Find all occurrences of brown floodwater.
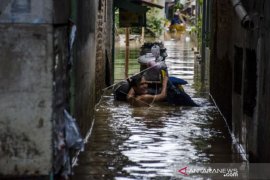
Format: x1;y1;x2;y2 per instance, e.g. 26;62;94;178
73;32;244;179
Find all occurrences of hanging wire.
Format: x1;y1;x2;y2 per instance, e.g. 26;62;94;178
99;61;167;109
102;62;163;91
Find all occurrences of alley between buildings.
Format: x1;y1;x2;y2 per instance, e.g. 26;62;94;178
73;32;244;179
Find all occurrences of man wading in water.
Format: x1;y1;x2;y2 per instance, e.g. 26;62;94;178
127;73;168;107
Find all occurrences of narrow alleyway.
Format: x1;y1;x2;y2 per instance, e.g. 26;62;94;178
73;32;244;179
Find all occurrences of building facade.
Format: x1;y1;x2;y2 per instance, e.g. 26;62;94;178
209;0;270;162
0;0;113;177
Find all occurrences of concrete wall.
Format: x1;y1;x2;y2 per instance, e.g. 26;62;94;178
255;0;270;162
75;0;98;136
157;0;166;18
210;0;270;162
0;0;70;176
210;0;233;126
0;0;69;24
0;0;114;175
95;0;106;101
0;24;53;175
73;0;115;136
0;0;52;23
74;0;113;136
95;0;114;102
105;0;114;86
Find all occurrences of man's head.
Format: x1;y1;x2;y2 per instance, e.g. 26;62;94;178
129;74;148;95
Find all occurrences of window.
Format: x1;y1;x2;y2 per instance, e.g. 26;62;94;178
243;49;257;117
234;46;243;94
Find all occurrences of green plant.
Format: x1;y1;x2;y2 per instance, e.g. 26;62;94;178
173;2;184;12
197;14;202;49
146;8;164;37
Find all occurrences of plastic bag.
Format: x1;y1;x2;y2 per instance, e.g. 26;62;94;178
151;45;160;58
64;110;84;150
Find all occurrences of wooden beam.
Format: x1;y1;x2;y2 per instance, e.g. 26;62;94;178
125;27;130;79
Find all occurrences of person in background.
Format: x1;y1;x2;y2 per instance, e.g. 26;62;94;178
171;9;186;25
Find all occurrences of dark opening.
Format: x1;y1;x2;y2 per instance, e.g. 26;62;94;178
243;49;257;117
105;50;111;86
104;0;107;22
98;0;102;11
234;46;243;94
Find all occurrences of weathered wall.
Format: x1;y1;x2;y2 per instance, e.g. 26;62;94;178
210;0;270;162
229;0;259;160
157;0;166;18
0;0;69;24
0;0;70;176
75;0;98;136
74;0;113;136
105;0;114;86
0;24;53;175
210;0;233;126
95;0;114;101
72;0;114;139
52;26;70;174
0;0;114;175
255;0;270;162
95;0;106;101
0;0;52;23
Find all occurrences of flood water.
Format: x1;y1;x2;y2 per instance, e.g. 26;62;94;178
73;32;244;179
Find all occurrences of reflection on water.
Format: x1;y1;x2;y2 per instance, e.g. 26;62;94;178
73;32;243;179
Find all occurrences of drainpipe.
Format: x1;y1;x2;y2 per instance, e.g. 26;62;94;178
230;0;254;29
